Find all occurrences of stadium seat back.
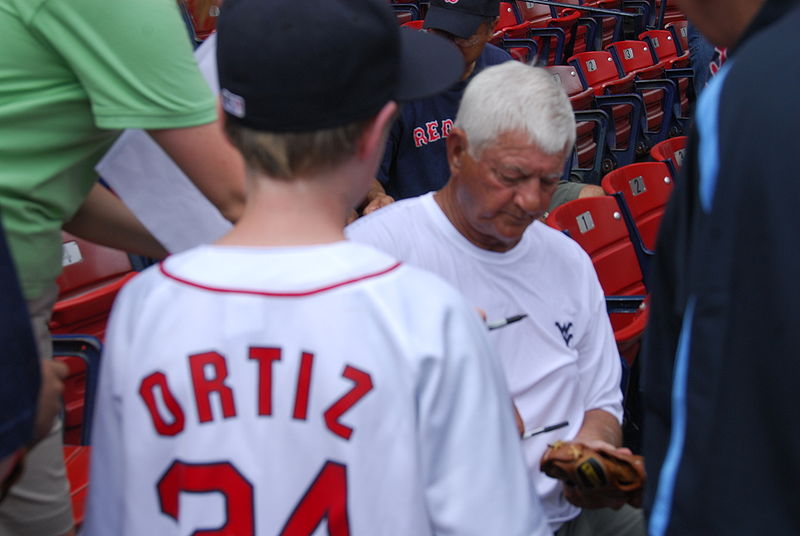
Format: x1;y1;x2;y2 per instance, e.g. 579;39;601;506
514;0;553;24
546;196;645;296
499;2;522;27
547;64;586;95
55;335;103;446
64;445;91;528
607;41;678;139
601;161;673;250
638;29;682;62
650;135;688;177
665;20;688;52
184;0;219;41
547;196;648;364
569;51;623;88
656;0;686;28
58;334;101;529
568;52;643;155
607;40;666;77
546;65;608;176
51;233;137;339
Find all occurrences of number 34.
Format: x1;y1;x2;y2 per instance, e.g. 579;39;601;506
158;459;350;535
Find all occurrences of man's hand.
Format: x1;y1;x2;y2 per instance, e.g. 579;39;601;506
561;440;632;509
359;179;394;217
541;439;645;510
33;360;68;443
362;192;394;216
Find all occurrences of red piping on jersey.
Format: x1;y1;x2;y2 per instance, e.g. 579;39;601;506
158;261;402;298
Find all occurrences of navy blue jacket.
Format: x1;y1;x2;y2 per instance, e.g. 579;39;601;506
642;2;800;534
378;44;512;200
0;216;40;459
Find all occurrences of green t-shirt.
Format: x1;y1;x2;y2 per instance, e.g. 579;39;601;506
0;0;217;299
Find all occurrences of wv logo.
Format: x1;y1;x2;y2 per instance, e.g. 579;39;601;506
555;322;574;346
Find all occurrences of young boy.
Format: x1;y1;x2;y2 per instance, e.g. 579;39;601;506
83;0;549;533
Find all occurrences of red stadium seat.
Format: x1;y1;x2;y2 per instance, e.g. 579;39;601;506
639;29;693;116
639;29;688;65
585;0;624;49
59;334;101;530
492;2;567;64
55;335;102;446
655;0;685;29
547;2;596;59
547;196;646;296
50;233;137;340
562;0;626;49
63;446;90;529
568;51;646;165
601;161;674;252
650;135;687;178
184;0;219;41
546;196;648;364
606;40;677;140
492;3;536;62
546;65;612;182
665;20;688;53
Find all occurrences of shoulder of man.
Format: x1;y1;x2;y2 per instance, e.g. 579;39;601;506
480;43;514;65
347;196;428;242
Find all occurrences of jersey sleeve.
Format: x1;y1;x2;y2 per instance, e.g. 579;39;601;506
417;294;550;535
31;0;216;130
83;279;143;534
574;256;624;421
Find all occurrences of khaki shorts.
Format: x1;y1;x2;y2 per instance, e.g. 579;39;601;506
0;285;73;536
556;504;646;536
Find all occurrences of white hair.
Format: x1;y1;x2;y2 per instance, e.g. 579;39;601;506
455;61;576;157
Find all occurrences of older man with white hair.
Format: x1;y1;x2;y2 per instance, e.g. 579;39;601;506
347;61;644;535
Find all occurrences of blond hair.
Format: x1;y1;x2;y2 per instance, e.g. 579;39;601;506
223;119;371;179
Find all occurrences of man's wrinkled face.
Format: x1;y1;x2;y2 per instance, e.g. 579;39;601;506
449;129;567;252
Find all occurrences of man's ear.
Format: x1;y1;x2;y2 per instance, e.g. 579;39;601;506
358;101;398;162
446;127;469;173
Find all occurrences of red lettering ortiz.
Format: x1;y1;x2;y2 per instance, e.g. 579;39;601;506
139;348;374;441
190;351;237;423
140;372;186;436
412;119;453;148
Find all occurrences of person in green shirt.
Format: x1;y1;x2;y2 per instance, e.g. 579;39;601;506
0;0;245;534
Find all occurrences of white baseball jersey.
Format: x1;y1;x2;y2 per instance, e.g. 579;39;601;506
84;241;550;535
346;194;624;532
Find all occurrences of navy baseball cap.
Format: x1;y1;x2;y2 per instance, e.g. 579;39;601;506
424;0;501;39
216;0;463;132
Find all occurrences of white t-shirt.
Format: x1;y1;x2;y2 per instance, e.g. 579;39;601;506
84;241;550;535
347;193;623;530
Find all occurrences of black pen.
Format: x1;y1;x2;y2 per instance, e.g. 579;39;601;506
522;420;569;440
487;314;527;331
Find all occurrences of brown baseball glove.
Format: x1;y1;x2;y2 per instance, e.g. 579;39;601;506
540;441;646;508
